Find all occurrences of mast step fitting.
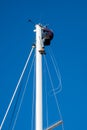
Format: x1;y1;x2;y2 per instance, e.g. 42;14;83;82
39;48;46;55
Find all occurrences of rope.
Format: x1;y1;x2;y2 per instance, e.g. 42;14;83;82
31;55;36;130
48;48;65;129
8;84;22;130
44;66;49;129
44;56;63;122
48;47;62;94
12;54;35;130
0;47;34;130
43;56;49;128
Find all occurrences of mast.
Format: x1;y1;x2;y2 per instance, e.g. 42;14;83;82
35;24;54;130
35;24;43;130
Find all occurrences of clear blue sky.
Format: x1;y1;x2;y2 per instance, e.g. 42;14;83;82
0;0;87;130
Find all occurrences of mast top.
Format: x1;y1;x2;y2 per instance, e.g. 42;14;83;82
35;24;54;54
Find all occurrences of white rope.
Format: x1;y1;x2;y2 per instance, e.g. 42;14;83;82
44;56;63;121
43;56;49;129
44;69;49;128
0;47;34;130
48;48;65;129
48;48;62;94
31;55;36;130
12;54;35;130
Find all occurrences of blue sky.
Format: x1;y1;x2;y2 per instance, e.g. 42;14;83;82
0;0;87;130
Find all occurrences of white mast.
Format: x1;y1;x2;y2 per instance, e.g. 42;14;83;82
35;24;43;130
35;24;63;130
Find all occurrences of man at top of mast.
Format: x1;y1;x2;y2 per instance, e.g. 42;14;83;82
39;26;54;54
42;27;54;46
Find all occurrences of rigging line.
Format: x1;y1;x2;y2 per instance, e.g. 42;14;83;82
0;47;34;130
48;47;62;94
44;56;63;121
48;48;65;130
44;56;49;129
12;54;35;130
49;47;62;83
31;55;36;130
8;83;22;130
